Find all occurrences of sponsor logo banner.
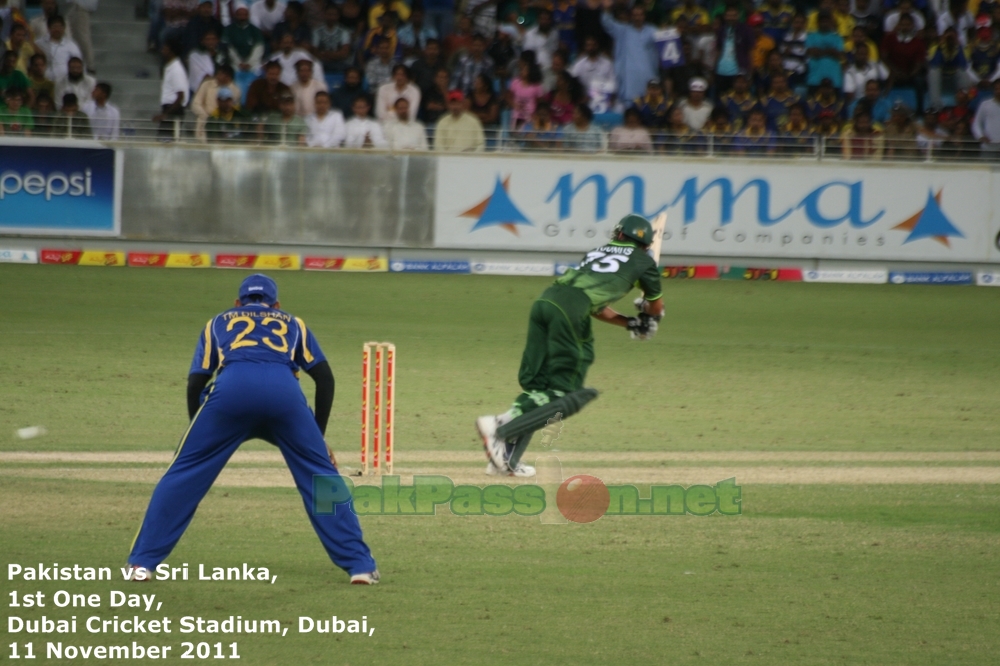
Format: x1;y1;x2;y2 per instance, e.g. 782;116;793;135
803;269;889;283
662;265;719;279
166;252;211;268
0;140;121;236
720;267;803;281
216;253;258;269
78;250;126;267
0;248;38;263
128;252;168;267
303;256;389;272
435;156;993;261
254;254;301;270
889;271;973;284
40;249;83;264
471;261;555;276
976;271;1000;286
389;260;471;273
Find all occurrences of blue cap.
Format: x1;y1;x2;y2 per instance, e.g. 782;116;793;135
238;274;278;304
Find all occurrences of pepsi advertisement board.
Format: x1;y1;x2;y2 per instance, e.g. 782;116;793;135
0;139;122;236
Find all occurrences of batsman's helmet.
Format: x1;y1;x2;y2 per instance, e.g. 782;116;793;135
613;214;654;247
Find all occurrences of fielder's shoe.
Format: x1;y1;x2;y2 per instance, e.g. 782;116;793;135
350;570;380;585
476;415;507;470
126;564;151;582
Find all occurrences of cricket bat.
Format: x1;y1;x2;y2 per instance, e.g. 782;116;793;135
647;211;667;266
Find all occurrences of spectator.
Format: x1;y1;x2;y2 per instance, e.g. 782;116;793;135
916;109;948;156
188;29;225;97
185;0;222;55
54;92;92;137
305;89;346;146
422;0;454;41
81;82;121;141
781;102;815;153
0;49;28;94
661;104;702;154
365;39;396;91
367;0;410;30
545;70;581;125
6;24;33;75
451;33;495;94
842;108;884;158
928;27;977;110
273;32;318;86
443;14;474;60
397;8;437;59
734;106;776;154
31;91;57;135
192;64;240;141
806;12;844;91
748;14;776;72
344;94;387;147
469;73;500;131
301;0;324;31
714;5;753;95
419;66;449;124
667;39;710;101
520;99;561;149
524;9;559;71
35;15;82;82
720;73;756;128
969;25;1000;83
30;0;69;43
760;73;801;128
272;1;310;50
941;116;978;158
412;38;445;92
759;0;795;42
205;87;249;142
632;78;670;128
250;0;287;42
561;103;603;151
754;49;786;96
843;42;888;101
849;79;892;122
382;97;428;150
600;0;658;104
575;0;610;53
883;100;918;158
160;0;197;49
704;107;736;153
0;87;32;135
807;0;855;38
261;91;307;144
376;63;419;121
938;87;973;131
223;2;265;91
332;66;364;116
844;25;879;65
781;12;809;88
434;90;485;151
488;26;519;79
26;53;55;104
362;11;400;62
291;58;327;116
881;13;925;109
814;109;842;143
849;0;880;36
672;0;714;63
679;76;713;130
508;57;545;128
552;0;577;52
338;0;365;40
938;0;974;47
972;78;1000;155
313;4;352;74
154;40;189;139
542;49;569;93
883;0;925;34
807;77;844;120
569;35;614;93
55;56;95;109
609;107;653;151
246;61;290;115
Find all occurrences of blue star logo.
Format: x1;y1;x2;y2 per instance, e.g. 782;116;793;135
893;189;965;247
460;175;532;235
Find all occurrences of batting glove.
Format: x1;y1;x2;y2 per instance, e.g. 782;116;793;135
633;297;663;322
626;314;658;341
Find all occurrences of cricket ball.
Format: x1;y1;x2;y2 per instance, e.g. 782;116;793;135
556;474;610;523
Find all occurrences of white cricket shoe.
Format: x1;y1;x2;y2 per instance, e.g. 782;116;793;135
476;415;507;470
484;461;536;478
350;570;380;585
485;461;503;475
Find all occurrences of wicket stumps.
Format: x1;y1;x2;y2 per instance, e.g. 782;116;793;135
361;341;395;475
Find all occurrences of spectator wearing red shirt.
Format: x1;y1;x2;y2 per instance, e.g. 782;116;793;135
881;13;926;110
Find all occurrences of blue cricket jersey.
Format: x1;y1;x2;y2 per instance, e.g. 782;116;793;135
189;303;326;376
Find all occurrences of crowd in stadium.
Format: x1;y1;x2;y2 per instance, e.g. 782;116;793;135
2;0;1000;157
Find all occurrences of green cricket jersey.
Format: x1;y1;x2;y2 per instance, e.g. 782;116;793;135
555;240;663;313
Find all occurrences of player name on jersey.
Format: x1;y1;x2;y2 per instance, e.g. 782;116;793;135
303;256;389;272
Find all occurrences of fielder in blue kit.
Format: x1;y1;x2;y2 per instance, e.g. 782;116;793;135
128;275;380;584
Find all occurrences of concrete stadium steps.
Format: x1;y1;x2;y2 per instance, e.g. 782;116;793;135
90;0;161;120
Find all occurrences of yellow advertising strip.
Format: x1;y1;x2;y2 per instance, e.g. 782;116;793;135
78;251;126;267
166;253;212;268
254;254;301;270
342;256;388;272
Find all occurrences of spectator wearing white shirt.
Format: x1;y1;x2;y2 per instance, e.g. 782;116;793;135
522;9;559;71
972;78;1000;154
291;58;327;116
35;15;83;82
375;64;420;121
343;94;388;148
55;57;96;109
187;29;223;96
842;43;888;101
883;0;925;33
937;0;974;47
192;65;241;141
305;90;345;147
679;77;713;130
81;82;120;140
272;32;320;86
250;0;286;39
30;0;71;43
155;40;190;139
569;36;615;93
383;97;428;150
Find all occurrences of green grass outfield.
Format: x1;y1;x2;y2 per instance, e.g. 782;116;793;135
1;265;999;664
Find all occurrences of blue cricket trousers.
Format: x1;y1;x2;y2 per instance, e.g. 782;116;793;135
129;362;376;575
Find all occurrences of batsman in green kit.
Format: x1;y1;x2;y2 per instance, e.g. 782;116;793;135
477;214;665;477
